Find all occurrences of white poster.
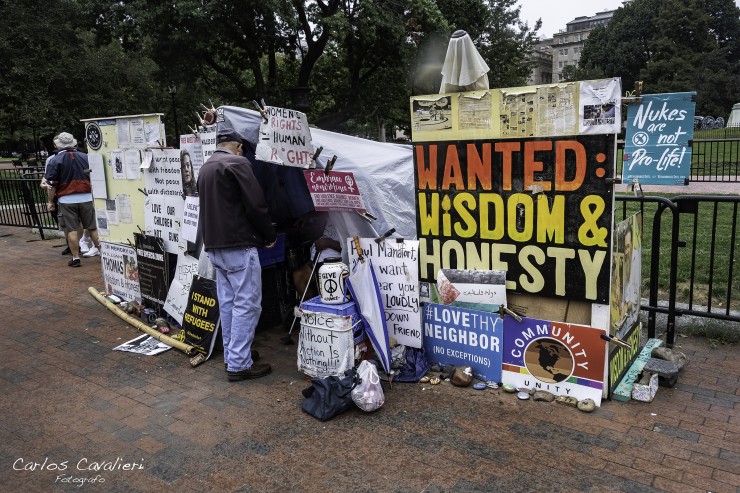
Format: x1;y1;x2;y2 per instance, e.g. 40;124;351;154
110;150;125;180
199;130;217;163
88;153;107;199
163;253;199;324
145;122;161;147
100;241;142;304
579;78;621;135
181;196;199;243
95;209;109;237
130;118;146;149
143;149;185;254
298;310;355;377
180;134;205;184
105;198;119;225
116;194;133;224
116;119;130;148
255;106;313;167
114;334;172;355
348;238;421;348
124;149;141;180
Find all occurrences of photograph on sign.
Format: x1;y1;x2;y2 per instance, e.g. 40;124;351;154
436;268;506;311
622;92;696;185
422;302;503;383
100;241;142;304
579;78;621;135
502;317;607;405
110;149;125;180
412;97;452;133
610;213;642;339
255;106;313;167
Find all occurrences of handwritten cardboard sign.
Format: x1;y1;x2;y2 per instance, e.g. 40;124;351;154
623;92;696;185
304;170;367;212
256;106;313;167
348;238;421;348
143;149;184;254
298;310;355;377
163;253;199;324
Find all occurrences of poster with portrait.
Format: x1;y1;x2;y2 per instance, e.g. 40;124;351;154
579;78;621;135
179;134;204;191
610;213;642;339
100;241;142;304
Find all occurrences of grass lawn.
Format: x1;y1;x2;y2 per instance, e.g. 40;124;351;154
616;192;740;312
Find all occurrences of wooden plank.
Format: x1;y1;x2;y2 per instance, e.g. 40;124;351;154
612;338;663;402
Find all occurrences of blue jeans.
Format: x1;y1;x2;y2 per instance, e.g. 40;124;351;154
208;247;262;372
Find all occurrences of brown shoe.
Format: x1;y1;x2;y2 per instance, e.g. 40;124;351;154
224;350;260;370
227;363;272;381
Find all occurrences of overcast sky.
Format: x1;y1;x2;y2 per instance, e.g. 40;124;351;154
518;0;740;39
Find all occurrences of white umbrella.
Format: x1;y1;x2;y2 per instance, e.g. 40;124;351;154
439;30;490;94
345;240;392;375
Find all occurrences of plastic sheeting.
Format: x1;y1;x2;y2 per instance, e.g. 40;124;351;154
218;106;417;264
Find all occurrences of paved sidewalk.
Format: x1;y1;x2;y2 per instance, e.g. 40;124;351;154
0;225;738;493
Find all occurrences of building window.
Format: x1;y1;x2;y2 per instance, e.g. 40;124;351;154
558;61;564;68
574;47;580;54
563;48;568;55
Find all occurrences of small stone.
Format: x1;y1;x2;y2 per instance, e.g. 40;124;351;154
517;391;530;400
451;366;473;387
533;390;555;402
419;376;430;384
643;358;680;387
472;382;487;390
555;396;578;407
577;398;596;412
651;347;688;371
429;377;441;385
502;383;517;393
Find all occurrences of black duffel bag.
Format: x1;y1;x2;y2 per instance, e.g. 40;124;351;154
301;368;360;421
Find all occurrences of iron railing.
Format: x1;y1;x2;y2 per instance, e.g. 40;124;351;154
0;169;56;238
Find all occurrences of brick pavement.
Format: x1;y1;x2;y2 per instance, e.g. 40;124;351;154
0;224;738;493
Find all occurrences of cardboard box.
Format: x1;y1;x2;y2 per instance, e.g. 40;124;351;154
631;372;659;402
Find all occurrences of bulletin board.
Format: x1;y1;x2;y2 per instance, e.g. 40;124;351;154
80;114;166;247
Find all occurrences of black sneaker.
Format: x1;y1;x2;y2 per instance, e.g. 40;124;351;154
61;247;71;255
68;258;81;268
227;363;272;381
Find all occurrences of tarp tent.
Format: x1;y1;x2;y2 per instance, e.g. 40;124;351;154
218;106;417;262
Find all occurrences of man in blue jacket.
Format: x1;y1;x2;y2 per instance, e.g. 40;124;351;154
198;128;276;381
44;132;101;267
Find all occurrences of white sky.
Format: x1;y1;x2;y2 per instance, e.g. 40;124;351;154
518;0;740;39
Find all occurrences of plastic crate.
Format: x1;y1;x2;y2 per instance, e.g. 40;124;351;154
300;296;366;345
258;233;286;267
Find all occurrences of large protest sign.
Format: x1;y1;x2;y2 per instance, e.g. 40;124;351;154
502;317;607;405
255;106;313;167
304;170;368;212
622;92;696;185
298;310;356;377
164;253;199;324
422;302;503;382
414;135;614;303
143;149;185;254
348;238;421;348
100;241;142;303
181;276;220;356
134;233;168;314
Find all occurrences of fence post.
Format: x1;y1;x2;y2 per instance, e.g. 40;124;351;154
19;178;45;240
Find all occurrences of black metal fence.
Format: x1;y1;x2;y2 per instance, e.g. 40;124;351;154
690;139;740;181
615;194;740;345
0;168;56;238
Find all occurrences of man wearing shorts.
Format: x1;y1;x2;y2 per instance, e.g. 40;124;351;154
44;132;101;267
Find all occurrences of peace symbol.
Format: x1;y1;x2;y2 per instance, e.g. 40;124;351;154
631;131;649;147
323;278;338;294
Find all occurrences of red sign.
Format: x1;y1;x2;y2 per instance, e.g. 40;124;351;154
303;170;367;212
